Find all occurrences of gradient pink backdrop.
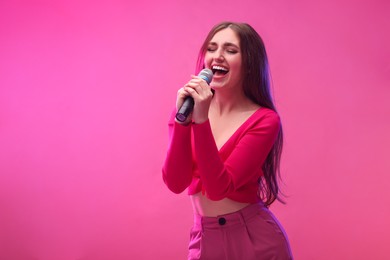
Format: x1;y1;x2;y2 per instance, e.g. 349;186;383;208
1;0;389;259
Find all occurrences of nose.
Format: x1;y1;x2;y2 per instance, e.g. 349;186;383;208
214;50;224;62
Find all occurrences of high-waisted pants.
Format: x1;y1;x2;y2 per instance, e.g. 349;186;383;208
188;202;293;260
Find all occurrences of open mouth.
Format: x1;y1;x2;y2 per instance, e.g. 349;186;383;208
212;65;229;76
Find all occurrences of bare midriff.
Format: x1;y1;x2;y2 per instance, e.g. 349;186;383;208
190;192;250;217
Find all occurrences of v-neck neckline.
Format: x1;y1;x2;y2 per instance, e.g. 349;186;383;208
217;107;263;152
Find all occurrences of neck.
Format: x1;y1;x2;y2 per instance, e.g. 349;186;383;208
211;87;256;115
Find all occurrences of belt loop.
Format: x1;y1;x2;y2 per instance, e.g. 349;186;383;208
200;215;205;232
195;214;205;232
238;207;246;225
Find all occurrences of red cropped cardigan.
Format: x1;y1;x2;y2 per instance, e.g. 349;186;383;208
162;107;280;203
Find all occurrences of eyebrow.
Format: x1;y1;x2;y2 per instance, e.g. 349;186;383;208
209;42;240;49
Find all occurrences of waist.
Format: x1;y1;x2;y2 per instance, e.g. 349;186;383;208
193;202;266;229
190;192;251;217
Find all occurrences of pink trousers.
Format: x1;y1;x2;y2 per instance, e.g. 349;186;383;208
188;202;293;260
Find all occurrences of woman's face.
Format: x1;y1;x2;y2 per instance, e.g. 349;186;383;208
204;27;243;90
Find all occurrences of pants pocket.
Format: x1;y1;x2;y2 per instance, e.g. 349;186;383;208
246;209;293;259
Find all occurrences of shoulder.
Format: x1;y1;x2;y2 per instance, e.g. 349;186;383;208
252;107;280;124
246;107;281;134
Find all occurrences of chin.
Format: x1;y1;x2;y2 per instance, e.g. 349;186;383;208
211;84;223;90
211;81;226;88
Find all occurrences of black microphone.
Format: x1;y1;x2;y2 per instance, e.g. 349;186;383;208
176;68;213;122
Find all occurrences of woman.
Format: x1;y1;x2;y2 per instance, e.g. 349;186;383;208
162;21;293;260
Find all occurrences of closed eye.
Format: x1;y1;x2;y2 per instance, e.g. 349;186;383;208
227;49;238;54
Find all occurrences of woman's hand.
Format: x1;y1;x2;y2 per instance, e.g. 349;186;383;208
176;75;213;124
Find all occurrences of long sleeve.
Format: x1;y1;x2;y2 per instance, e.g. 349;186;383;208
162;110;193;194
192;110;280;201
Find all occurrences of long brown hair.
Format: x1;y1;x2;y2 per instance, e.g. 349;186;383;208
195;22;284;206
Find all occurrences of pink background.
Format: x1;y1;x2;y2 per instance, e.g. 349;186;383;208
1;0;389;259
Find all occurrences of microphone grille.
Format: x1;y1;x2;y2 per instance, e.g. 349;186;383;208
198;68;213;84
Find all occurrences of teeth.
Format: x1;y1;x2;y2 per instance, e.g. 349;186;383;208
212;65;228;71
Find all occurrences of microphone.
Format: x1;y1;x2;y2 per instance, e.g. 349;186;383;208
175;68;213;122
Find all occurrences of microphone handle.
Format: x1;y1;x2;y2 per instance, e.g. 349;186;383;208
176;96;194;122
175;68;213;122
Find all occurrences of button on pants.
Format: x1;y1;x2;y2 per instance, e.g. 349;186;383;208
188;202;293;260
